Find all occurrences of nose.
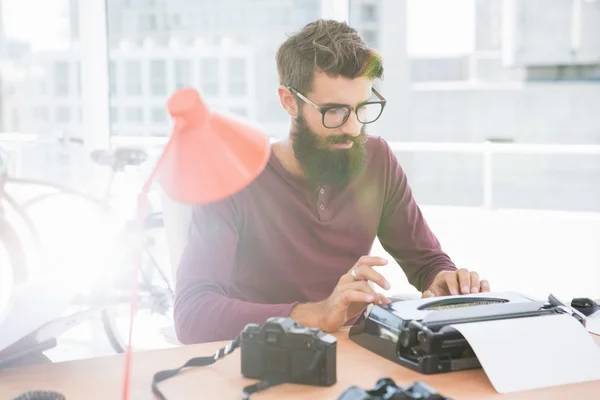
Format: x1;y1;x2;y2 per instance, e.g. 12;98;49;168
342;110;363;136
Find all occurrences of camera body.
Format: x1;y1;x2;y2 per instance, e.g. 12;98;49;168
240;317;337;387
571;298;600;317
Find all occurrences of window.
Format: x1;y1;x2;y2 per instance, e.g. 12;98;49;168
109;61;118;95
406;0;476;56
362;30;377;48
200;58;219;97
33;107;49;122
38;82;47;95
150;60;167;96
125;107;143;123
174;60;192;90
104;1;339;140
125;61;142;96
110;107;119;123
151;107;168;123
361;4;377;22
230;107;247;117
0;2;79;136
109;14;123;34
228;58;247;96
75;63;82;96
10;109;19;130
54;61;70;96
140;14;158;32
55;107;71;123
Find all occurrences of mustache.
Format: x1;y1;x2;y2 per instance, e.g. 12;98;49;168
324;132;367;146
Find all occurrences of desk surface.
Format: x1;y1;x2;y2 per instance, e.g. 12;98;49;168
1;330;599;400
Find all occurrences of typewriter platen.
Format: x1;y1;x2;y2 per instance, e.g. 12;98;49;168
348;291;586;374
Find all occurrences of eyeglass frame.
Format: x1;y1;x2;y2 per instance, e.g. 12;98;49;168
286;86;387;129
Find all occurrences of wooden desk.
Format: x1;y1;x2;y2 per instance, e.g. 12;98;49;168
1;330;599;400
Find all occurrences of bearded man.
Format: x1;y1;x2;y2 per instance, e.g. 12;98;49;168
173;19;490;344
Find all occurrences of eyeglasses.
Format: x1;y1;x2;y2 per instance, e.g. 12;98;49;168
287;86;387;129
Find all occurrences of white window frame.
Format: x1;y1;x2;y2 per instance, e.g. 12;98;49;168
78;0;110;150
376;0;411;141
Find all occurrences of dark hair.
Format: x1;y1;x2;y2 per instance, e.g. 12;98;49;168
276;19;384;93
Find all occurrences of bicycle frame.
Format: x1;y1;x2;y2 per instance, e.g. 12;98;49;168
3;158;160;274
1;157;118;274
0;144;173;354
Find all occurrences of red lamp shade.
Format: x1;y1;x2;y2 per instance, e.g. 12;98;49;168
157;88;271;204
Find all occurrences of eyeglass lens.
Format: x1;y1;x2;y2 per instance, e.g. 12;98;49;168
323;103;383;128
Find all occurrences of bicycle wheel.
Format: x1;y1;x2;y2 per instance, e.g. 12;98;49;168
100;212;175;353
0;213;28;309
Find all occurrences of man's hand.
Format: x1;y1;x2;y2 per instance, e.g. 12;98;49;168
422;268;490;298
289;256;392;332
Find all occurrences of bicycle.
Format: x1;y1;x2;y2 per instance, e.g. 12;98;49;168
0;138;174;354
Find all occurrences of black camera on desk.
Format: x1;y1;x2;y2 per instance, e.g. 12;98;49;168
240;317;337;387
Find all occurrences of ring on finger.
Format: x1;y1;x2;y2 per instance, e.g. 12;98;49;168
351;267;359;281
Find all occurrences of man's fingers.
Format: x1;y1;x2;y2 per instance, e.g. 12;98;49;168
470;271;480;293
352;265;391;290
457;268;471;294
421;290;435;298
480;280;491;292
340;256;388;285
443;272;460;295
343;281;379;298
340;281;390;305
357;255;389;267
340;290;376;305
378;293;392;304
431;269;488;296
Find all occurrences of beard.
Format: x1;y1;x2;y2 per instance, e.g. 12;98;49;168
291;114;367;188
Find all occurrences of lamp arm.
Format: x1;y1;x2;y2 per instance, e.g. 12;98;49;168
120;126;181;400
141;124;181;195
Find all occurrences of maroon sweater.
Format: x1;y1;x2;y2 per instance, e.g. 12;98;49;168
174;135;456;344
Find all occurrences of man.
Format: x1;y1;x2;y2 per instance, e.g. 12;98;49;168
174;19;490;344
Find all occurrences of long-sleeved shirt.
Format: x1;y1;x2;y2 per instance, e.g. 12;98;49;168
174;135;457;344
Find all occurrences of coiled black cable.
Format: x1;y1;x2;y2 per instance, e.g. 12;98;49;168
12;390;66;400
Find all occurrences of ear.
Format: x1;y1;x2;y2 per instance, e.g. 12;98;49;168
277;85;298;118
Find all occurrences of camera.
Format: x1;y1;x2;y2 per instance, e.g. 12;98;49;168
240;317;337;387
571;298;600;317
337;378;451;400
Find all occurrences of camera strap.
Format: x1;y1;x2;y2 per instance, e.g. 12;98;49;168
151;336;325;400
151;335;241;400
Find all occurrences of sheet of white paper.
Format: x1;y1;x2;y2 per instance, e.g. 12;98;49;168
587;311;600;336
451;314;600;394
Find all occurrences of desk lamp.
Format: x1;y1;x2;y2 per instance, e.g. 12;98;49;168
121;88;271;400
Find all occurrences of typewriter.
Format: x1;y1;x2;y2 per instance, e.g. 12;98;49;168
348;291;586;374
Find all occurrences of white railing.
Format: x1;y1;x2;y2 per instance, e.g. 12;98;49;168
2;133;600;210
387;141;600;209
